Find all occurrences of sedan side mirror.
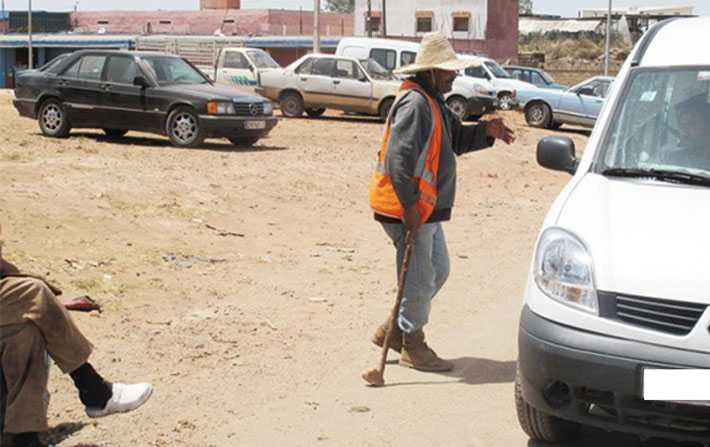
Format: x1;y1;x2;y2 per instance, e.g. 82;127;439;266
537;136;578;175
133;76;150;88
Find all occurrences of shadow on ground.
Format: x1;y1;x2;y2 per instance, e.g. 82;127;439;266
552;126;593;137
381;357;516;387
43;421;92;445
528;426;704;447
44;132;288;153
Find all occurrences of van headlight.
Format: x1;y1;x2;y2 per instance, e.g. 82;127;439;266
263;101;273;115
534;228;598;314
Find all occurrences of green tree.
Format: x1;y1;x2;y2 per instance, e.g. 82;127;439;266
519;0;533;15
325;0;355;13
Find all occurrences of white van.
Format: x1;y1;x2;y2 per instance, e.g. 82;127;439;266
201;48;281;95
458;54;536;110
516;17;710;445
335;36;498;119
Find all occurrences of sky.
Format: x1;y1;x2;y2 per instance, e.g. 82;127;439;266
2;0;709;16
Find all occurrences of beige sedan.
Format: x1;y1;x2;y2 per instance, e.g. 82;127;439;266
257;54;400;121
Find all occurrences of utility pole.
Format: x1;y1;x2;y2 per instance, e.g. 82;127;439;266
367;0;372;37
313;0;320;53
604;0;612;76
28;0;33;70
381;0;386;38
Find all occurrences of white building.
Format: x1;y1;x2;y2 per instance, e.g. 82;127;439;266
354;0;488;40
579;5;695;18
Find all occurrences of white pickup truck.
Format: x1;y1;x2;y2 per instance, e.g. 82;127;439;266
194;47;282;95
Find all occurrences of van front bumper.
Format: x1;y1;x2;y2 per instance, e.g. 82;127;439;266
518;305;710;443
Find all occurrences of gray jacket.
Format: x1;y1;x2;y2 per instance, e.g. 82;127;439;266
377;87;494;223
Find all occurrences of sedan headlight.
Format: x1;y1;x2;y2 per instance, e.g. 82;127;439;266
534;227;598;314
263;101;273;115
207;101;235;115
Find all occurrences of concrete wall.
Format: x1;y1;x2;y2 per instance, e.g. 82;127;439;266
200;0;240;9
72;9;353;36
353;0;517;61
355;0;488;39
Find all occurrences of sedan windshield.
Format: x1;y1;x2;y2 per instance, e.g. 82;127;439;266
247;50;280;69
540;70;555;84
597;68;710;180
141;56;208;85
361;58;395;81
485;61;510;79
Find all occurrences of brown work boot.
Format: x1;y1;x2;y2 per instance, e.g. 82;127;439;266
371;316;403;353
399;329;454;372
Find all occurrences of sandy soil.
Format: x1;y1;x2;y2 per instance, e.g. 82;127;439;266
0;90;692;447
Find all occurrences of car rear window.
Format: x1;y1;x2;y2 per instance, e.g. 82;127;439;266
370;49;396;71
77;55;107;81
311;58;335;76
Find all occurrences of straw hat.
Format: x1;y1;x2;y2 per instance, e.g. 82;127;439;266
394;32;481;75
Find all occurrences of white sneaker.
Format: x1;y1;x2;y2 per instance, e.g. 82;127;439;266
85;382;153;418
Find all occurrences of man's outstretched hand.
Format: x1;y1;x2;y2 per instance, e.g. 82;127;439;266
485;117;516;144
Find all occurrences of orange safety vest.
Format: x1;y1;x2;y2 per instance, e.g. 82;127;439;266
369;80;443;223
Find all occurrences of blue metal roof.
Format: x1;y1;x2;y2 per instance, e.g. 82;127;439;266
0;34;135;48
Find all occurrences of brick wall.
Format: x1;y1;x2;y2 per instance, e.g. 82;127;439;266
72;9;353;36
200;0;240;9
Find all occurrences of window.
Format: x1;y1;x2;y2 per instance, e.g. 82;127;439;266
416;17;433;33
579;80;609;98
77;55;107;81
295;58;314;75
465;66;489;79
105;56;139;84
401;51;416;67
453;16;469;32
159;20;172;25
530;71;545;86
223;52;250;70
60;58;81;78
246;50;280;69
97;20;109;25
370;49;396;72
334;60;360;79
311;58;336;76
142;56;207;85
366;16;381;33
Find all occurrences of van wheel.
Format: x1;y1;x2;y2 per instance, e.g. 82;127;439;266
379;98;394;122
446;96;468;120
515;367;581;442
280;92;304;118
38;99;71;138
166;106;205;148
228;136;260;147
103;129;128;138
525;102;552;129
498;92;515;111
305;108;325;117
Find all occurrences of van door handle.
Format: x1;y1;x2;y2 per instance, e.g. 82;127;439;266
333;80;341;85
300;77;308;81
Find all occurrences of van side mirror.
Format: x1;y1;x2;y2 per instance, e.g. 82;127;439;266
133;76;150;88
537;136;578;175
577;86;595;96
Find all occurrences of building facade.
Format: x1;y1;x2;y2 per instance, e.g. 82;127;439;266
72;9;353;37
353;0;518;60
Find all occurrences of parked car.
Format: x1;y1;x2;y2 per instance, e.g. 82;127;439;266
503;65;567;90
13;50;277;148
458;55;537;110
334;36;499;120
516;17;710;445
518;76;614;129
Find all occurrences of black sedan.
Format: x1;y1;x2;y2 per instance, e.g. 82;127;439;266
13;50;278;148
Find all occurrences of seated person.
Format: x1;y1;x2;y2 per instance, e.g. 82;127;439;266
0;226;153;447
662;95;710;172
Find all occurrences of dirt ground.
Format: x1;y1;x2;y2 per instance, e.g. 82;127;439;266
0;89;695;447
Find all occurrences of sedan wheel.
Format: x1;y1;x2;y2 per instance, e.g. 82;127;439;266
166;107;205;148
280;92;304;118
525;102;552;129
498;93;514;111
38;99;71;138
446;97;468;120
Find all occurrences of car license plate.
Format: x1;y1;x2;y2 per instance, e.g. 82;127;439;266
245;120;266;130
643;368;710;401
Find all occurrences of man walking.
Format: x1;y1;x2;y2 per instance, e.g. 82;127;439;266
369;32;515;372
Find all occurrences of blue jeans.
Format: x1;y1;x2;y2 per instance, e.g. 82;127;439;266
381;222;450;333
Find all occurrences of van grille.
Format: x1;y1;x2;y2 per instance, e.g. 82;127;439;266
599;292;707;335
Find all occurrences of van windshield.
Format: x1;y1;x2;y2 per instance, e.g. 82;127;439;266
597;68;710;178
